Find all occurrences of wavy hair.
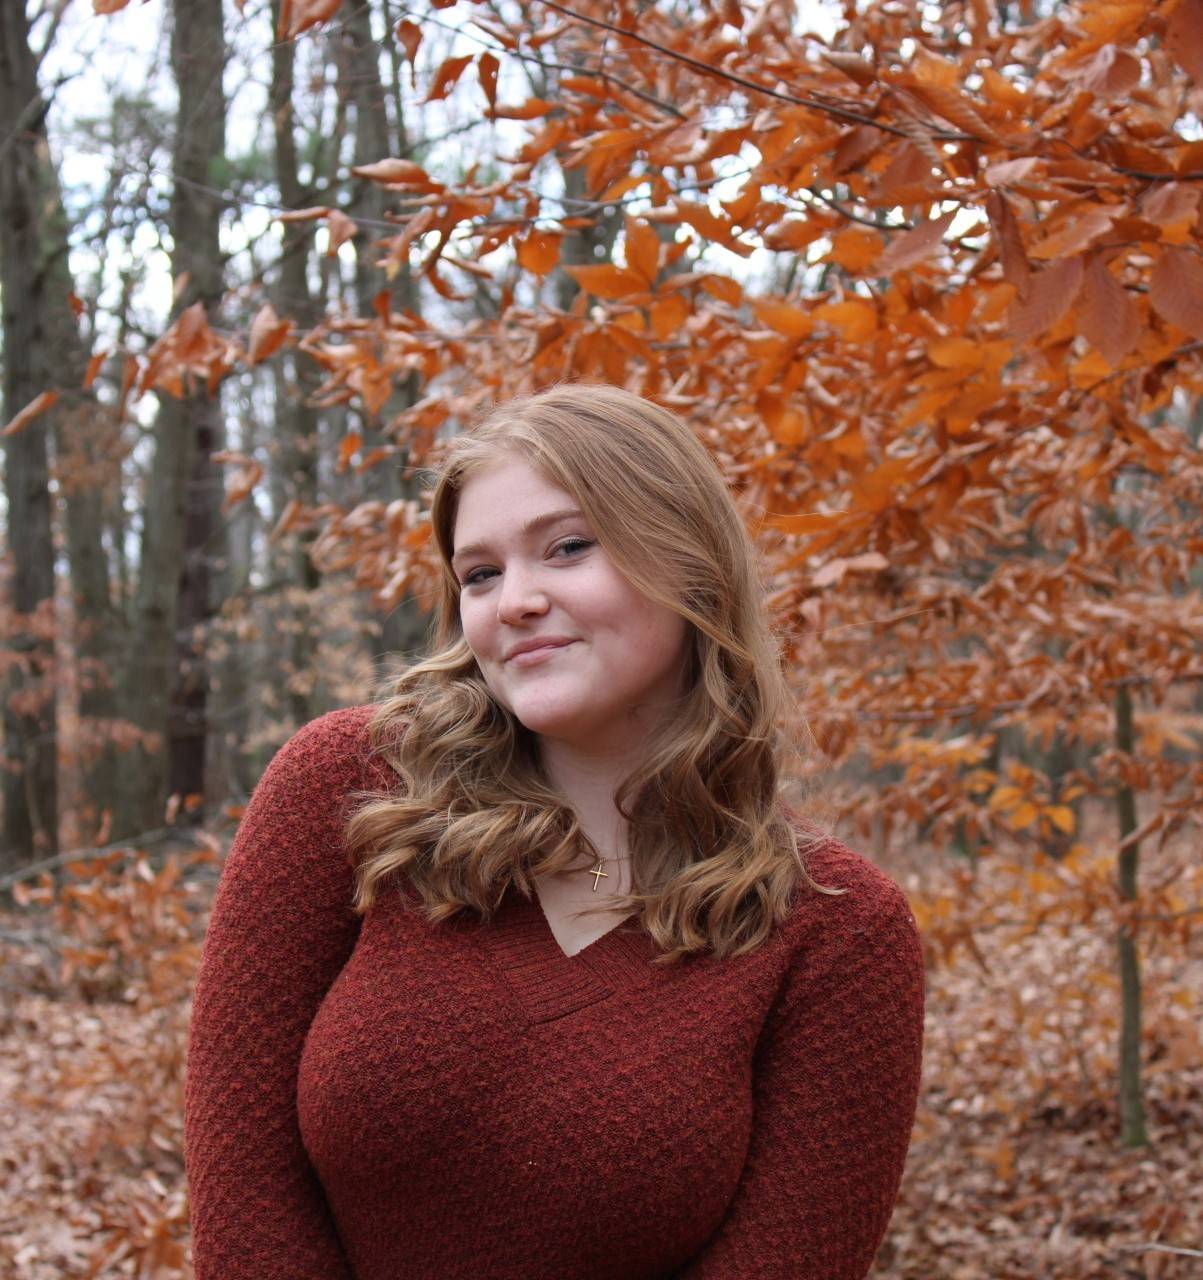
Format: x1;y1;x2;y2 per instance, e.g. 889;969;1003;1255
345;382;838;965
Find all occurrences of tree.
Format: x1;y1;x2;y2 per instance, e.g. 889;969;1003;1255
90;0;1203;1153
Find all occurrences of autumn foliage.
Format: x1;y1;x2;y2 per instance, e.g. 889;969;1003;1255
5;0;1203;1271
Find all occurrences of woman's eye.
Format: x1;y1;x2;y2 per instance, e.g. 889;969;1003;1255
459;538;593;589
554;537;594;558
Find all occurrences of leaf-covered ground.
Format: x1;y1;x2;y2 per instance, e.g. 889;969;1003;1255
1;846;1200;1278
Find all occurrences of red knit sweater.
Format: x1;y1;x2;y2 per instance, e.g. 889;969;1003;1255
184;705;925;1279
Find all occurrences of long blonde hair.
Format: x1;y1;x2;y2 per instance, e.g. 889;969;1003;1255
345;383;838;965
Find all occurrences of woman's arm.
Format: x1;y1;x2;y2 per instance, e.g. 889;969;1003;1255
675;850;926;1279
184;707;377;1280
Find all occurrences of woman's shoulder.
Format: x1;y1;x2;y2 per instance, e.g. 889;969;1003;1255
779;830;922;966
255;703;397;807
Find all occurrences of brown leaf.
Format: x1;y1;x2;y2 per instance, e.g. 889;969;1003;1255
1148;248;1203;338
351;158;431;186
92;0;131;11
984;157;1041;187
478;52;499;110
1077;257;1140;367
1140;181;1201;230
276;205;330;222
2;390;58;436
395;19;421;70
876;142;936;200
1167;0;1203;84
283;0;342;38
426;54;473;103
1077;45;1141;97
833;125;884;175
876;211;955;275
82;349;108;390
248;304;291;365
896;77;1001;144
1008;256;1083;344
325;209;358;255
1028;205;1115;260
986;190;1031;297
821;51;876;86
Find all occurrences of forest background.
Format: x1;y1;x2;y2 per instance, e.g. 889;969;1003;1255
1;0;1202;1274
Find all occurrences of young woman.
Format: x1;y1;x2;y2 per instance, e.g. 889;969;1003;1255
184;383;925;1279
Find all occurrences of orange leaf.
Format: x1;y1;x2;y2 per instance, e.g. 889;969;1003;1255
1077;257;1140;367
927;337;982;368
426;54;473;103
1008;256;1083;344
564;264;646;300
876;212;955;275
624;218;660;288
813;297;877;342
516;231;561;276
248;303;292;365
751;299;814;339
2;390;58;436
92;0;131;11
649;294;690;339
1167;0;1203;84
283;0;342;38
827;227;883;273
395;19;421;62
1149;248;1203;339
82;349;108;390
478;52;499;109
338;432;362;473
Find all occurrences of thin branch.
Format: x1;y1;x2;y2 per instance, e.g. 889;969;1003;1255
529;0;936;141
0;827;203;894
804;186;915;231
1112;1243;1203;1259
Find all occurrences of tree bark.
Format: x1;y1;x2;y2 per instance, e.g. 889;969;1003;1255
342;1;427;673
123;0;228;831
269;0;325;733
0;1;58;867
1114;682;1148;1147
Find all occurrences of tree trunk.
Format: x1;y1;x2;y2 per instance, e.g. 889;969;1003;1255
123;0;227;831
0;0;63;867
343;0;427;673
1114;681;1148;1147
270;0;325;733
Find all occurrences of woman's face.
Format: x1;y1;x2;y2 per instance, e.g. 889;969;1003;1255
451;454;690;757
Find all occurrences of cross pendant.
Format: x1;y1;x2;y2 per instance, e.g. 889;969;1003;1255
588;862;608;891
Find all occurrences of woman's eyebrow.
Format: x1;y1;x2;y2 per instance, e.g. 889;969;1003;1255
452;508;586;564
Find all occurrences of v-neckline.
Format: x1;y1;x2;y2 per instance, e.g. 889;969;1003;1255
530;882;639;960
477;881;657;1024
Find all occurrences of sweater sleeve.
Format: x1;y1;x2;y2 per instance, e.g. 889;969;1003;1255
184;708;378;1280
675;848;925;1279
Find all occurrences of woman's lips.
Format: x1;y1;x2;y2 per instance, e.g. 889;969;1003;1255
506;640;577;667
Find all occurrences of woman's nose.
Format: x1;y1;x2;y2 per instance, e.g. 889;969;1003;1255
494;563;549;623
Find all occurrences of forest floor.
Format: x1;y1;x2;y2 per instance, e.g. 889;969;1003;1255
1;841;1201;1279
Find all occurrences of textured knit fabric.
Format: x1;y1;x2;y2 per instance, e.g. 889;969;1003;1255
184;704;925;1280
